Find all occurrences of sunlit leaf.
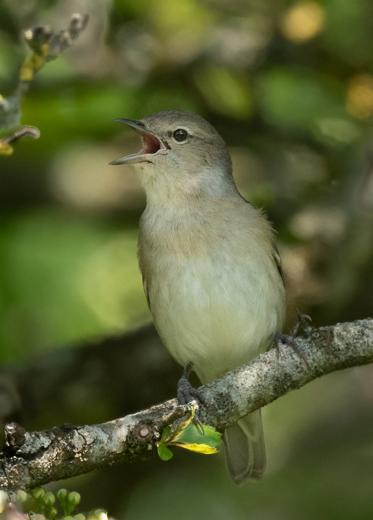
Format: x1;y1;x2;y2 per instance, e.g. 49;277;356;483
0;141;13;155
173;442;218;455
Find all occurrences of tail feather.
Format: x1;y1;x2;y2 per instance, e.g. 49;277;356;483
223;409;266;485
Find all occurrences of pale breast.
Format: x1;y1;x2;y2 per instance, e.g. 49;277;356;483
138;200;285;382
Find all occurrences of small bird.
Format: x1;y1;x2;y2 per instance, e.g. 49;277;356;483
110;110;286;484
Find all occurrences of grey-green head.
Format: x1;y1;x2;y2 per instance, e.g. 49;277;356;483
110;110;235;200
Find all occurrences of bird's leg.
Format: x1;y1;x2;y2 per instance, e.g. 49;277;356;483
177;363;201;404
177;363;205;434
273;312;312;367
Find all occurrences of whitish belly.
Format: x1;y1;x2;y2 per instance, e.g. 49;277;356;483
149;257;283;382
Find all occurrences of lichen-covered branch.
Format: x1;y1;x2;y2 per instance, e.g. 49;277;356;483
0;318;372;491
0;13;88;155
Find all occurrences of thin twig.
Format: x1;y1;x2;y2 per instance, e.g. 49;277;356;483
0;13;88;155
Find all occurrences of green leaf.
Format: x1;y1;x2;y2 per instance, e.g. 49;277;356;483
44;491;56;507
32;487;46;501
48;506;58;519
57;489;68;501
157;402;221;459
57;489;69;516
65;492;81;515
159;425;173;444
171;423;222;455
158;420;222;459
16;490;29;505
73;514;86;520
173;442;219;455
157;443;174;461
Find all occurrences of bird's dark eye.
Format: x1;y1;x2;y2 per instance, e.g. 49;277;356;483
173;128;188;142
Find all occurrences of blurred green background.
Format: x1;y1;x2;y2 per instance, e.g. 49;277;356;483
0;0;373;518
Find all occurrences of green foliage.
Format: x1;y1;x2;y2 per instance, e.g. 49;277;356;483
157;441;174;461
13;488;107;520
259;69;340;127
322;0;373;65
0;212;148;362
19;488;78;519
157;422;222;460
195;66;253;118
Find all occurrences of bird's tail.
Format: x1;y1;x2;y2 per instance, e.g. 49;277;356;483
223;409;266;485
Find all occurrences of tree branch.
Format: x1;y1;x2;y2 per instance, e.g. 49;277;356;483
0;318;372;491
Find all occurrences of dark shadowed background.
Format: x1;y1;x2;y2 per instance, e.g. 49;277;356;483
0;0;373;518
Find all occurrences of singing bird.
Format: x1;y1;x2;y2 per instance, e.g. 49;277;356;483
110;111;286;484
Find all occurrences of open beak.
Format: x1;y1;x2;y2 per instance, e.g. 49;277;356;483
109;118;167;165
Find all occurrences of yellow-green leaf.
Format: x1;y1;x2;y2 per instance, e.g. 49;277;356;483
0;142;13;156
157;403;221;461
173;442;219;455
172;423;222;450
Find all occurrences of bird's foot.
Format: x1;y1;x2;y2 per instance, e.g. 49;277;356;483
177;363;199;404
177;363;205;434
273;312;312;367
273;332;310;368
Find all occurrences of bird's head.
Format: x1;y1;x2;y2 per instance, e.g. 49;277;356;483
110;110;235;203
